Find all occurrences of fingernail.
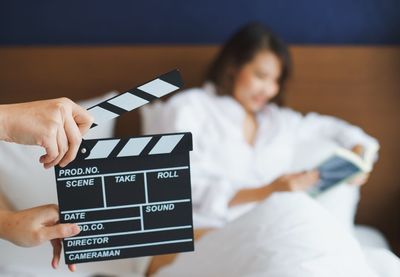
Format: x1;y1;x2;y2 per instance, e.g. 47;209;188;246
71;225;81;234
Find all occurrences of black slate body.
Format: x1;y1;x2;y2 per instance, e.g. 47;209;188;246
54;132;194;264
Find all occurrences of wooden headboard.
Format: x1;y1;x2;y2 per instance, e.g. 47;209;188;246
1;45;399;253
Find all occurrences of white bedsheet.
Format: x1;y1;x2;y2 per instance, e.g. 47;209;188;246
0;193;398;276
156;193;400;277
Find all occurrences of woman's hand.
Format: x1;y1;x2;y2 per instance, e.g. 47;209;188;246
0;204;80;272
229;171;319;207
0;98;94;168
349;144;370;186
269;170;320;192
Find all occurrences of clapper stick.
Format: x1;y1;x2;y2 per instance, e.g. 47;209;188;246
79;69;183;154
54;69;195;264
87;69;183;128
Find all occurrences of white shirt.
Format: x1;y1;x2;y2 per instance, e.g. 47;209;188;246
141;83;379;228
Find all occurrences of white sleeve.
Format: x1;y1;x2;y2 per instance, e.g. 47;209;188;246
143;94;236;221
284;109;380;160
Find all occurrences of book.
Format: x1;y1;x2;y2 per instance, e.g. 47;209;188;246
308;146;377;196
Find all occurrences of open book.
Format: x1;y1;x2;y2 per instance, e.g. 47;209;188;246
308;146;378;196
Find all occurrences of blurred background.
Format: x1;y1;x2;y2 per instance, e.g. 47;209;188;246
0;0;399;45
0;0;399;255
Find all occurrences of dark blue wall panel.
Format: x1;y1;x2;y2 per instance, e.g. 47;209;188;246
0;0;399;45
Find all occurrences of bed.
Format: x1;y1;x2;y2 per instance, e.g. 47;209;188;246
0;45;399;274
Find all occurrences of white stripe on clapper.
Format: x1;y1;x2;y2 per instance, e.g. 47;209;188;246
117;137;152;157
86;139;120;160
65;238;193;254
87;106;119;126
65;225;192;240
137;78;179;98
107;92;148;111
149;134;184;155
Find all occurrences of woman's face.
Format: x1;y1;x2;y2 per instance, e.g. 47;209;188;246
233;50;282;113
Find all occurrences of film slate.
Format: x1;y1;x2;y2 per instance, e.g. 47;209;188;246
54;70;195;264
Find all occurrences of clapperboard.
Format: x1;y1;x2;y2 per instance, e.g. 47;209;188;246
54;70;194;264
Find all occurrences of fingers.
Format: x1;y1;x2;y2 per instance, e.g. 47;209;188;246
4;98;92;168
51;239;62;269
44;127;68;169
71;103;94;136
59;115;82;167
68;264;77;272
39;99;91;168
349;173;369;186
351;144;365;157
36;204;60;223
302;170;319;188
51;238;77;272
39;131;59;166
307;170;320;181
42;223;80;242
40;100;94;168
290;170;319;191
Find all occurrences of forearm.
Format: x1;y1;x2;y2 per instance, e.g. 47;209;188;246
0;192;15;242
0;209;13;241
0;189;15;241
0;104;11;141
228;172;319;207
229;185;278;207
303;113;378;150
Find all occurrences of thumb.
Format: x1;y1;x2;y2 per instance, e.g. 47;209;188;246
72;104;94;135
42;223;80;241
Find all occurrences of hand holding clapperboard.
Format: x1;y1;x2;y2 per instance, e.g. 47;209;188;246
54;70;194;264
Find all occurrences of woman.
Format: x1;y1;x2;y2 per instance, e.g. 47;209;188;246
141;23;398;276
144;22;376;228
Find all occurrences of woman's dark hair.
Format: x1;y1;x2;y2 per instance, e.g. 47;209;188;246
205;22;291;105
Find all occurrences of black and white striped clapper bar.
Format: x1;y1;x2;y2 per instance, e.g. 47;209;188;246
54;70;194;264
